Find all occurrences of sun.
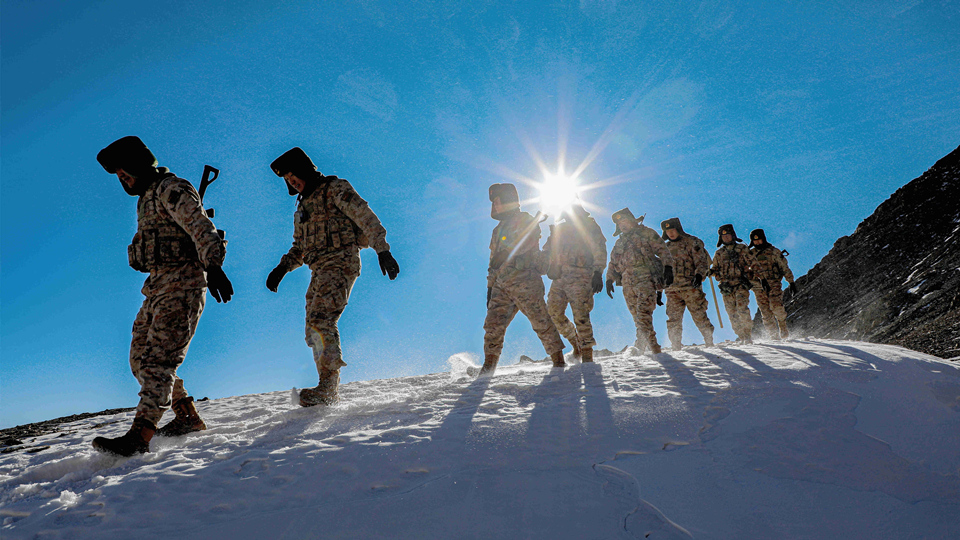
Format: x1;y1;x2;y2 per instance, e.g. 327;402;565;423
537;172;581;216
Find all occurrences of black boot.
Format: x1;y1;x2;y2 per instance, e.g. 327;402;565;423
478;354;498;376
300;368;341;407
156;397;207;437
92;417;156;457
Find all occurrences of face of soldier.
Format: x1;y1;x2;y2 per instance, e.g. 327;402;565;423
284;172;307;194
116;168;137;189
752;237;763;246
618;219;636;232
722;233;734;244
666;229;679;240
490;197;505;219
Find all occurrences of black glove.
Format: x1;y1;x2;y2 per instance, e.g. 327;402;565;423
663;266;674;288
693;273;703;288
606;280;615;299
788;281;799;295
486;286;492;307
206;265;234;303
656;291;664;306
378;251;400;280
266;265;286;293
591;271;604;295
761;279;770;293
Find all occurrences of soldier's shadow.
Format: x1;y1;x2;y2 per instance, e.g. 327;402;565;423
431;375;492;451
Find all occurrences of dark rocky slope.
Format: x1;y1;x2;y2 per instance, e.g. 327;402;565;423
785;145;960;359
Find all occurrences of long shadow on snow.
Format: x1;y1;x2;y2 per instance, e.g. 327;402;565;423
432;375;492;450
761;343;847;370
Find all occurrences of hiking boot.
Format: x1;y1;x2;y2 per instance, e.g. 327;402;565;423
581;347;594;363
156;397;207;437
478;354;499;376
550;351;566;367
92;417;156;457
571;340;582;359
704;336;715;347
300;369;340;407
650;343;662;355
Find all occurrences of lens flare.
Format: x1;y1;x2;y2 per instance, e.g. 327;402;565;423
537;173;581;216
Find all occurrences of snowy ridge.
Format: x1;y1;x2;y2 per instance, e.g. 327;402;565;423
1;340;959;539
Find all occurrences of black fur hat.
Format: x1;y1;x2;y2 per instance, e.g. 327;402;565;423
271;147;318;195
750;229;767;245
488;183;519;204
717;224;742;247
612;208;643;237
660;217;686;240
97;136;157;175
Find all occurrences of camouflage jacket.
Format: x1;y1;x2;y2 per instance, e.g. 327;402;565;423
711;243;758;285
279;176;389;271
749;243;794;284
665;233;711;289
608;224;674;285
542;213;607;278
487;210;544;287
131;169;226;296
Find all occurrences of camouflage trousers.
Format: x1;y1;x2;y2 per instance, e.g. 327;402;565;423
305;251;361;377
547;267;596;349
753;281;788;339
622;274;660;351
130;288;205;425
665;286;715;348
719;283;752;340
484;270;564;359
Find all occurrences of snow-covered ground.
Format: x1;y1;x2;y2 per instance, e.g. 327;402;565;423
2;339;959;539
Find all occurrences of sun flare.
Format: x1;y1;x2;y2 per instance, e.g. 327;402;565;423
537;173;581;216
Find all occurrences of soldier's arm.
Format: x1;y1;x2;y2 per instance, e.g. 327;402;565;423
487;227;500;287
331;178;390;253
590;221;607;272
278;228;304;272
159;177;225;268
779;251;795;283
606;240;623;281
693;239;711;276
651;230;675;267
741;247;760;278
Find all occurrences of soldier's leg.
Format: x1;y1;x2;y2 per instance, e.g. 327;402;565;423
721;291;740;338
134;306;190;407
135;289;205;426
664;290;687;350
304;256;361;377
513;278;565;356
546;281;577;345
767;283;789;338
624;282;659;352
684;288;715;346
752;287;779;339
567;276;596;349
734;287;753;340
483;284;520;364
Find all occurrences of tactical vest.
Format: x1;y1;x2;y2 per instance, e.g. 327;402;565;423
295;182;369;264
713;244;750;283
751;245;784;281
667;235;703;283
128;176;199;272
551;220;600;269
490;212;541;273
617;229;664;278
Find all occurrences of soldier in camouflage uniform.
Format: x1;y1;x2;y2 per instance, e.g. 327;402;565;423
93;136;233;456
267;147;399;407
748;229;796;340
543;203;607;363
606;209;674;355
481;183;566;375
660;218;715;350
711;224;758;344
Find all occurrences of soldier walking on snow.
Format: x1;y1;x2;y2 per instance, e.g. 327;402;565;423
93;136;234;456
711;224;758;344
606;209;674;355
481;183;566;375
748;229;796;340
266;147;400;407
660;218;715;349
543;203;607;363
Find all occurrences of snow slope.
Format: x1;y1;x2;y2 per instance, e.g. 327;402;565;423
2;340;959;539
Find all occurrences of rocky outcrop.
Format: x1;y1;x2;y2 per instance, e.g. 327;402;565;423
785;145;960;359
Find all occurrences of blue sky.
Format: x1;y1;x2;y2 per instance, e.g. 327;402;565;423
2;0;958;428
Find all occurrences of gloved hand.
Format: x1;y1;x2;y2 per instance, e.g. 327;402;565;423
787;281;799;295
591;270;604;295
656;291;664;306
663;266;674;287
761;279;771;293
693;273;703;288
378;251;400;280
606;280;615;299
266;264;286;292
206;265;234;303
486;286;492;307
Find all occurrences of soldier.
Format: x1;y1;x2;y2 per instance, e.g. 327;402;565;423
266;147;399;407
606;209;674;355
93;136;233;456
543;203;607;363
482;183;566;375
660;218;715;349
711;224;758;344
748;229;797;340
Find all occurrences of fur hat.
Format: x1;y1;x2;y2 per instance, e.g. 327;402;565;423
612;208;643;237
660;217;686;240
717;224;742;247
488;183;519;204
97;136;157;175
750;229;767;244
271;147;318;195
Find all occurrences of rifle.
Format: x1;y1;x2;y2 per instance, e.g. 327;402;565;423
198;165;225;241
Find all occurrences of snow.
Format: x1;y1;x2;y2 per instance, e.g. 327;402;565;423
1;340;959;539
